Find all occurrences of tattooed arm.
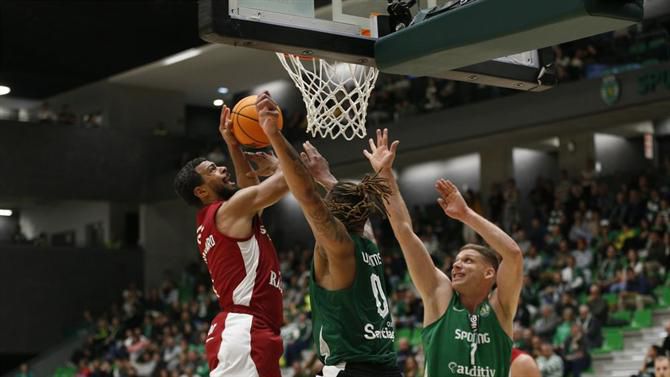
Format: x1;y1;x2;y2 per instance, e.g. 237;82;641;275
256;93;355;289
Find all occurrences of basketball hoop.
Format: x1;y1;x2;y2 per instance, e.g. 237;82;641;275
276;53;379;140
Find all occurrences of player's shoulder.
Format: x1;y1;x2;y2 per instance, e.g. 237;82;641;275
510;352;540;377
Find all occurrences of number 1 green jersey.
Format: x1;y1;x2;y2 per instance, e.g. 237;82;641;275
309;234;396;367
422;293;512;377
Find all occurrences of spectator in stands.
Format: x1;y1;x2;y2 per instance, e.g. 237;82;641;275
563;324;591;377
569;213;592;244
597;245;623;290
536;342;564;377
656;356;670;377
562;255;586;293
571;238;594;281
610;191;630;228
662;321;670;356
403;355;420;377
577;304;603;348
395;338;413;372
533;305;561;340
645;228;667;277
636;345;664;377
57;104;77;125
503;178;521;232
15;364;33;377
616;266;655;311
11;224;28;244
37;102;55;123
552;307;575;349
524;245;543;277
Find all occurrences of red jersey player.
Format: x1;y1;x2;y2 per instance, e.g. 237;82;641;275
174;93;288;377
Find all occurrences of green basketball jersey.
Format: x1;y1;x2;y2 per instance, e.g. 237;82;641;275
309;234;396;367
422;293;512;377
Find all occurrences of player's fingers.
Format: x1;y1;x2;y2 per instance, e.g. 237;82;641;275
304;141;319;157
368;138;377;152
383;128;389;147
435;179;450;196
363;149;372;160
300;152;309;163
219;105;228;125
390;140;399;154
445;180;457;192
437;198;448;210
376;129;383;147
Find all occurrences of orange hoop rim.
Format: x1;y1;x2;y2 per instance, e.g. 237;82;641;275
282;52;316;62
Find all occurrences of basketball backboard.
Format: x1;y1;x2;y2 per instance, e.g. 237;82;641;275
200;0;642;91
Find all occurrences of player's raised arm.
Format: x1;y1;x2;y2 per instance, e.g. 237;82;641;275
257;93;355;287
364;128;452;324
436;179;523;331
301;140;382;246
218;104;260;189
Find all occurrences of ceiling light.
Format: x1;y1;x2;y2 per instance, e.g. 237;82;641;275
162;48;202;66
217;87;229;95
0;86;10;96
213;99;224;107
0;209;13;217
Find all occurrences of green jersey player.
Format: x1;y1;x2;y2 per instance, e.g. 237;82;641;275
364;129;524;377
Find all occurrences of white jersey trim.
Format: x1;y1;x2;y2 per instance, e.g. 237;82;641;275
232;236;260;306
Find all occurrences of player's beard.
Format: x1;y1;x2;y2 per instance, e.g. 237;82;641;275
216;185;239;200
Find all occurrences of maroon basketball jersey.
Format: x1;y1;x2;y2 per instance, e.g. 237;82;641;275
196;201;283;333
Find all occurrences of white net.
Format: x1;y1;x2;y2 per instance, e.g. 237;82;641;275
276;53;379;140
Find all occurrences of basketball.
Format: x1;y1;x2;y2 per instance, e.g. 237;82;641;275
231;95;283;148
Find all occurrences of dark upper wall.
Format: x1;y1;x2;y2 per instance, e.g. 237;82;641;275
0;121;193;202
0;246;143;354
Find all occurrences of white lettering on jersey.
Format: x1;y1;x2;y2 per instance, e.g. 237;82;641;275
362;252;383;267
269;270;283;293
363;322;395;340
448;362;496;377
454;329;491;344
196;225;204;245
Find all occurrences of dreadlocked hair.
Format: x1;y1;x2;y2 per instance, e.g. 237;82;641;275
325;173;392;232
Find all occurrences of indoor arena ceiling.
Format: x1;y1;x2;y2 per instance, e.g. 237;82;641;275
1;0;668;104
0;0;205;99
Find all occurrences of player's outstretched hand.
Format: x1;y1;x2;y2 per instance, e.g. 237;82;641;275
300;141;336;189
435;179;469;220
244;151;279;178
218;105;239;146
256;91;281;136
363;128;399;173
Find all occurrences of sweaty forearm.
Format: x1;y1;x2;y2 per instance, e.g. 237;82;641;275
460;208;522;260
227;143;259;188
266;132;319;202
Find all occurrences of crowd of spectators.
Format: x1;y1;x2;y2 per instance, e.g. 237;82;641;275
366;15;670;125
57;160;670;377
35;102;103;128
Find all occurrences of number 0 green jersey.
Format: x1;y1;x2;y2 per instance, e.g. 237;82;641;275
309;234;396;367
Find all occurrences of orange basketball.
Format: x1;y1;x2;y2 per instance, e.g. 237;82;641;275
231;95;283;148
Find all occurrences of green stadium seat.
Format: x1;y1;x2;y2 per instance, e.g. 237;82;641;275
610;310;632;324
591;328;624;354
578;292;588;305
655;286;670;308
54;366;76;377
395;327;412;350
603;293;618;308
623;309;653;331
